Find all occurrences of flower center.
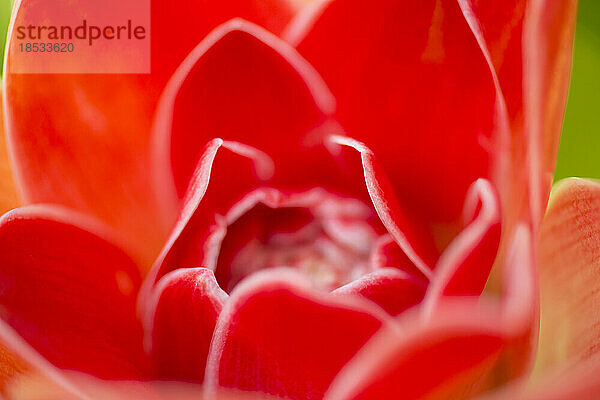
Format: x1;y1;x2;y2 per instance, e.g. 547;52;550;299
213;190;380;293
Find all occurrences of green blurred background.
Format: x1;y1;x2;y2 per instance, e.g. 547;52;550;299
0;1;597;181
0;0;9;69
555;0;600;181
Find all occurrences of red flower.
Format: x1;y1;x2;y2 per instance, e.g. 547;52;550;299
0;0;578;398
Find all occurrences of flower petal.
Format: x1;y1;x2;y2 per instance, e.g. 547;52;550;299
0;205;147;379
325;224;536;399
285;0;501;234
148;268;227;383
142;138;273;298
0;320;86;398
536;178;600;372
461;1;525;120
0;95;20;215
327;135;436;279
333;268;426;316
325;307;506;400
7;371;285;400
4;52;163;267
523;0;577;225
459;0;577;227
479;354;600;400
150;0;298;83
3;0;298;265
151;18;338;218
422;179;501;314
369;235;426;281
0;344;27;394
204;268;390;400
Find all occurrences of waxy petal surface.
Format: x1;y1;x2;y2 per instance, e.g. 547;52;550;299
4;75;161;269
286;0;500;238
464;0;577;229
0;205;146;379
152;18;338;213
466;0;526;127
448;0;576;228
325;310;506;400
326;225;537;399
205;269;390;400
149;268;227;383
150;0;297;84
333;268;425;316
144;138;273;295
536;179;600;372
328;136;436;279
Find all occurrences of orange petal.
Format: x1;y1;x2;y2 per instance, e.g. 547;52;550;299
536;178;600;373
3;0;300;269
523;0;578;226
0;94;20;215
478;353;600;400
0;343;28;395
325;224;537;399
6;372;285;399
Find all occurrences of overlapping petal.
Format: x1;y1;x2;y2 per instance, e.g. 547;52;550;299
211;187;381;293
459;0;577;228
4;46;160;267
0;0;580;398
522;0;578;225
150;0;298;84
143;138;273;295
0;205;146;379
325;225;536;399
333;268;426;316
148;268;227;383
326;310;506;400
328;136;502;299
369;235;426;280
3;0;299;265
285;0;502;247
145;18;356;293
151;18;338;217
471;0;577;227
465;0;526;127
422;178;501;315
204;269;391;400
327;135;437;278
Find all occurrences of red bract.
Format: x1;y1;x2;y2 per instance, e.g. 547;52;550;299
0;0;577;399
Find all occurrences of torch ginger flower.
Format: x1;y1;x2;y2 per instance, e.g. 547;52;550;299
0;0;584;399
